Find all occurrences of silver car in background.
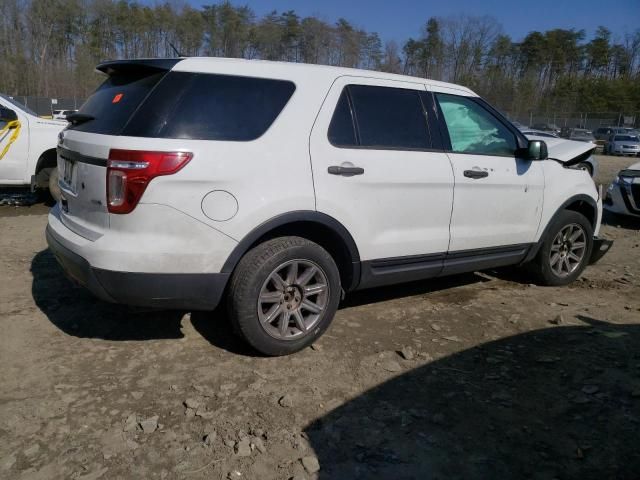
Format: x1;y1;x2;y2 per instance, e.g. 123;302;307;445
605;134;640;156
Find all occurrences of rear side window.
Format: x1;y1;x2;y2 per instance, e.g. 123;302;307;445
70;71;166;134
328;85;431;150
123;73;296;141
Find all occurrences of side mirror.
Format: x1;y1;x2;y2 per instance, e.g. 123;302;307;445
0;107;18;123
527;139;548;160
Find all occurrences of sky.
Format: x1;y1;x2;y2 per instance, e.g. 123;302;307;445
187;0;640;44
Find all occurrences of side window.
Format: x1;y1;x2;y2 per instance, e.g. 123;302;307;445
435;93;517;156
328;84;431;150
328;90;357;147
349;85;430;149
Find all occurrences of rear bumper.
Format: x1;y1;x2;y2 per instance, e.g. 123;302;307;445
46;225;229;310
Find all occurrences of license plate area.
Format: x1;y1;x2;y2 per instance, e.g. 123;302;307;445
60;157;76;192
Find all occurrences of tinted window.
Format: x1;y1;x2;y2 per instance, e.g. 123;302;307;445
328;90;357;147
69;71;166;134
348;85;430;149
436;93;517;156
123;73;295;141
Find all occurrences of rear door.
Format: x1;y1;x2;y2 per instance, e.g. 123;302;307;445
59;65;172;239
310;77;455;283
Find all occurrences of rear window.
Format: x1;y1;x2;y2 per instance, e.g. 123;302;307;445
69;71;166;134
123;72;295;141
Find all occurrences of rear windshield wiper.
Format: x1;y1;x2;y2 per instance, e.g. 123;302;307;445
66;113;95;125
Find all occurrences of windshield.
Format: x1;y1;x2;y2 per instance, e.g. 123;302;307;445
614;135;639;142
0;94;38;116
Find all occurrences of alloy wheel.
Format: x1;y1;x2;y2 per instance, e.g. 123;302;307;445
257;259;329;340
549;223;587;277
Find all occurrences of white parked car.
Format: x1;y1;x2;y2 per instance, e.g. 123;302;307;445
604;161;640;217
46;58;612;355
0;94;66;199
52;109;78;120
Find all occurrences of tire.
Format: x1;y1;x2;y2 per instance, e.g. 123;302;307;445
227;236;341;356
529;210;593;286
47;167;61;203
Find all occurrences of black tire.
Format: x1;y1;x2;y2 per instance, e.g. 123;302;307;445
529;210;593;286
227;236;341;356
47;167;61;203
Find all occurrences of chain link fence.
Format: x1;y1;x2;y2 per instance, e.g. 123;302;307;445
6;96;85;117
5;94;640;131
506;112;639;130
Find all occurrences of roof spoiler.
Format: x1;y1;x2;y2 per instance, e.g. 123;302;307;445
95;58;183;76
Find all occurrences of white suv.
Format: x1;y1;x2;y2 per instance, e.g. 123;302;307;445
46;58;612;355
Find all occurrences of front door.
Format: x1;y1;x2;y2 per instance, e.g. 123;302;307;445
430;87;544;253
310;77;455;286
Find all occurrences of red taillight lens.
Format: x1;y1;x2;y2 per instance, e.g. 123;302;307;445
106;149;192;214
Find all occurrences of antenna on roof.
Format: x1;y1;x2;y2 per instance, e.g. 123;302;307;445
167;40;183;58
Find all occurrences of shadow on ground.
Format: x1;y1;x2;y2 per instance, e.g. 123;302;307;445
31;249;185;340
305;317;640;480
32;248;490;352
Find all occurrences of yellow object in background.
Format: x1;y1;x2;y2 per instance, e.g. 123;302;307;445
0;120;21;160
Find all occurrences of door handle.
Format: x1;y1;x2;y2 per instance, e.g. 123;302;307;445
328;165;365;176
463;169;489;179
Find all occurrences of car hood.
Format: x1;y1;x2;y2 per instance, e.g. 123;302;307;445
526;135;596;166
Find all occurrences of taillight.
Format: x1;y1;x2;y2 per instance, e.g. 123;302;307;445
106;149;192;214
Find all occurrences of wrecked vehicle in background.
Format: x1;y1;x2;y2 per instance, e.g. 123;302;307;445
604;161;640;218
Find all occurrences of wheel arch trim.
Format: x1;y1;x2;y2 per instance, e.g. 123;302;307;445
524;194;598;264
221;211;361;290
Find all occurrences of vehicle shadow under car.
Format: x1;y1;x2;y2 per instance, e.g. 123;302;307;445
32;248;486;352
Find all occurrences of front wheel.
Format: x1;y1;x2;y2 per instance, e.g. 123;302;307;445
227;236;341;356
528;210;593;286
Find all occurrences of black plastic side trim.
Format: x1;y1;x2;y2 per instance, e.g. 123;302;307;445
522;194;599;264
96;58;183;75
441;243;531;276
359;253;445;289
57;146;107;167
220;211;361;290
358;244;533;290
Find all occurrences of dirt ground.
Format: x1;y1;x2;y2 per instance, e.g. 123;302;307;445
1;155;639;480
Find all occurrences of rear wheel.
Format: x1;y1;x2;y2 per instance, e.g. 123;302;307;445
528;210;593;286
227;236;341;356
